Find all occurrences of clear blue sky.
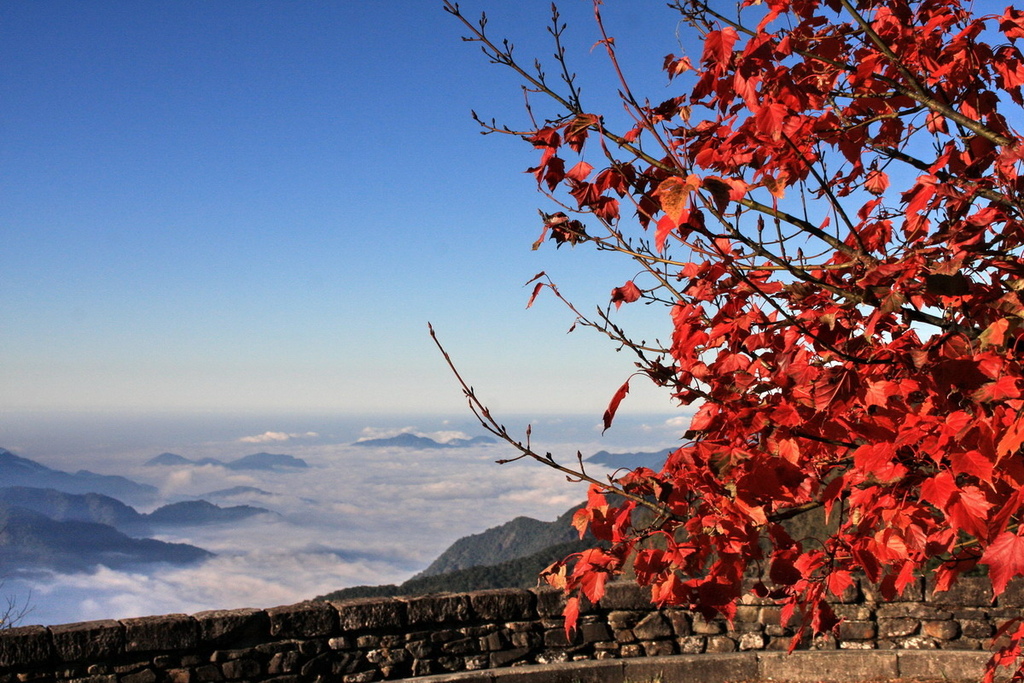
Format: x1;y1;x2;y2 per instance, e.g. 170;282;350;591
0;1;683;416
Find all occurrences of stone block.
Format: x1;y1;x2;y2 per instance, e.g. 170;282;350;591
606;611;641;630
739;632;766;650
626;653;756;683
542;626;581;648
530;587;565;618
665;609;691;636
613;628;635;644
898;635;938;649
440;636;476;655
267;601;337;638
492;659;623;683
999;578;1024;607
734;605;759;623
862;576;924;602
706;636;737;653
121;669;157;683
579;621;611;643
123;615;197;652
922;619;960;640
489;647;530;669
632;613;671;640
468;589;535;621
220;658;261;680
962;618;995;639
832;605;871;620
838;620;876;641
600;581;651;611
640;640;675;656
897;650;989;680
194;609;269;647
877;617;918;638
759;651;899;681
331;597;406;631
404;594;471;625
758;606;782;626
0;625;53;667
692;616;724;635
619;643;642;658
678;635;705;653
50;620;123;661
928;576;993;607
876;603;951;620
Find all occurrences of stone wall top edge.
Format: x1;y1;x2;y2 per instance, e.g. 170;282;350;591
5;575;1022;635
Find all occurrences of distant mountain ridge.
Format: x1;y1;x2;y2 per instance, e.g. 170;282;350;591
0;448;158;504
0;487;273;531
352;434;496;449
414;506;581;578
145;451;308;470
585;447;674;471
0;505;211;573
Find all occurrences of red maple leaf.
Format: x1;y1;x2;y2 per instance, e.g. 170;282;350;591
982;531;1024;595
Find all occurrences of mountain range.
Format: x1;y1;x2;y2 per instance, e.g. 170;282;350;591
0;487;272;532
0;448;279;574
317;506;590;601
145;451;308;470
585;447;674;471
351;434;497;449
0;505;212;574
0;448;158;504
414;507;581;578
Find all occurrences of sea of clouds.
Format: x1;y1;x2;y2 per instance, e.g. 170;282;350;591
0;412;688;626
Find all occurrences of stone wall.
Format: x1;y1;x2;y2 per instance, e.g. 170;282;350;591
0;577;1016;682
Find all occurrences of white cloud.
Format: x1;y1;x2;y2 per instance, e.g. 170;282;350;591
238;431;318;444
356;426;416;441
12;418;671;627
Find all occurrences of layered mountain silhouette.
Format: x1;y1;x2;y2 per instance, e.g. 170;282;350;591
0;448;280;573
0;487;272;532
145;451;308;470
585;447;674;471
0;505;211;574
317;505;589;601
351;434;496;449
0;448;158;504
145;500;272;525
414;507;581;578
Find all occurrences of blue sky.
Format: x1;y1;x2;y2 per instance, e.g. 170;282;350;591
0;1;683;416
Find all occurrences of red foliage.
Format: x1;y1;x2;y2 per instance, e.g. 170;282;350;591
445;0;1024;676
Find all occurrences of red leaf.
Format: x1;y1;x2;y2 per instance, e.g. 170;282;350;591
755;102;788;140
982;531;1024;595
566;161;594;182
610;281;642;310
973;375;1021;403
654;175;700;225
580;569;608;604
702;27;738;67
602;379;631;433
947;485;992;538
998;417;1024;458
526;282;545;309
563;596;580;638
864;168;889;195
655;215;680;253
